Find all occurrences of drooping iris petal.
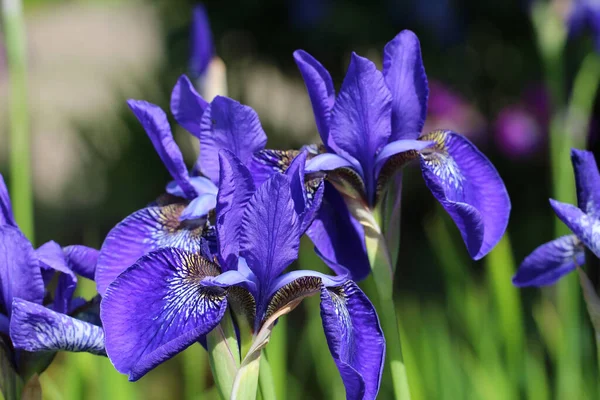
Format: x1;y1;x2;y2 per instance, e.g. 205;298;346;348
95;204;206;296
307;187;370;281
63;245;99;281
419;130;510;260
248;149;300;186
240;174;300;286
383;30;429;141
10;298;105;355
101;248;227;381
190;4;214;78
571;149;600;216
329;53;392;198
127;100;197;199
320;281;385;400
170;74;208;138
199;96;268;183
36;241;77;314
550;199;600;258
179;193;217;221
512;235;584;287
0;175;16;227
216;150;256;270
293;50;335;147
0;226;44;317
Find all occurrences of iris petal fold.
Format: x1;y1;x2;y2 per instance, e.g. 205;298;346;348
513;235;585;287
199;96;268;183
571;149;600;216
383;30;429;142
101;248;227;381
127;100;197;199
419;130;510;259
320;281;385;400
63;245;99;281
11;298;105;355
95;204;206;296
550;199;600;258
170;74;208;138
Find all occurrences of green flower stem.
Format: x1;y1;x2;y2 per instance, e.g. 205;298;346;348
258;352;277;400
2;0;33;242
264;320;286;400
365;207;410;400
207;310;241;400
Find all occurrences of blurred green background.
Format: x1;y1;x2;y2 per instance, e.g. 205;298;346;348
2;0;600;398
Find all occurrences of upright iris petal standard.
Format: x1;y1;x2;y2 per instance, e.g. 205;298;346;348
101;150;385;399
513;149;600;286
291;30;509;273
0;174;105;360
190;4;214;78
96;79;270;295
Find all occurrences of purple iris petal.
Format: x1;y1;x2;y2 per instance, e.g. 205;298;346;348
320;281;385;400
419;131;510;260
199;96;268;183
95;204;205;296
293;50;336;147
268;269;347;299
0;174;16;227
170;74;208;138
240;174;300;289
383;30;429;142
374;139;434;176
550;199;600;258
63;245;99;281
127;100;197;199
305;153;362;175
513;235;584;287
166;176;218;199
201;268;258;297
36;241;77;314
216;150;256;270
0;226;44;317
101;248;227;381
307;187;370;281
568;1;600;52
0;314;8;335
179;193;217;221
329;53;392;198
10;298;105;355
571;149;600;216
190;4;215;78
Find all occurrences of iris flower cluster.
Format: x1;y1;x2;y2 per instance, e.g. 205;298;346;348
2;25;512;400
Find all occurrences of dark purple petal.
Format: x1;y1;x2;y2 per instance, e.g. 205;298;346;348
0;174;16;227
216;150;256;270
36;241;77;314
179;193;217;221
330;53;392;197
550;199;600;258
513;235;584;287
320;281;385;400
307;187;370;281
10;298;105;355
383;30;429;141
0;226;44;317
190;4;214;77
419;130;510;259
0;314;8;335
170;75;208;138
95;204;206;296
101;248;227;381
571;149;600;217
199;96;268;183
241;174;300;288
293;50;335;147
63;245;99;281
127;100;197;199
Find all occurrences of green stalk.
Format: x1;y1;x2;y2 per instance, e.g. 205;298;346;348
365;207;410;400
2;0;34;241
258;352;277;400
207;310;241;400
264;320;286;400
182;344;209;400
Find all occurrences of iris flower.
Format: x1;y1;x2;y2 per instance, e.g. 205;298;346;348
288;30;510;279
100;150;385;400
95;76;269;295
190;4;214;79
0;174;104;375
568;0;600;52
513;149;600;286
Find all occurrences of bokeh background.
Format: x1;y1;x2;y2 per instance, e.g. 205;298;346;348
2;0;600;398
